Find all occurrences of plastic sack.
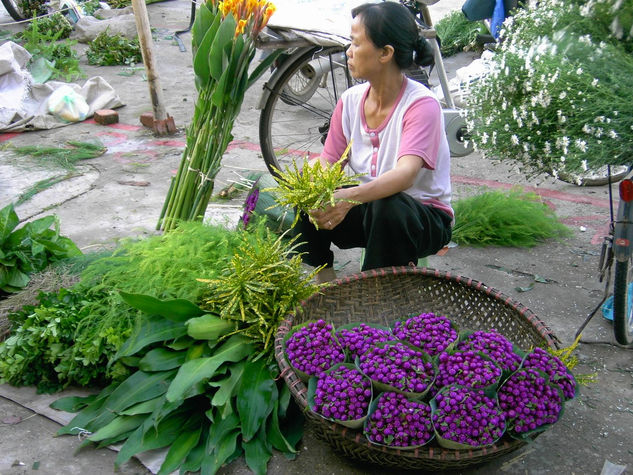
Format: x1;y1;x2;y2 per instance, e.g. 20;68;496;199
47;85;89;122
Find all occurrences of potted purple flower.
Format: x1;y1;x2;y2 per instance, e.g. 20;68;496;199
335;322;392;360
357;340;436;397
364;391;435;448
392;312;458;356
521;347;577;400
434;349;503;390
283;319;346;381
308;363;373;428
498;366;564;438
431;385;506;449
455;328;524;374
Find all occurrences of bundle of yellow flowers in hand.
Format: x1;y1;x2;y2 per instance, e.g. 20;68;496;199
266;143;364;228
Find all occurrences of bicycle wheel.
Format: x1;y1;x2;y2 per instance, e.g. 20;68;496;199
613;258;633;345
259;45;358;177
2;0;30;21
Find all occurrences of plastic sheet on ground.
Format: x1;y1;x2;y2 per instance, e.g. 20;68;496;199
0;383;165;474
0;41;124;132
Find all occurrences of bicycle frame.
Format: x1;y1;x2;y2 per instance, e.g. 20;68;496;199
613;180;633;263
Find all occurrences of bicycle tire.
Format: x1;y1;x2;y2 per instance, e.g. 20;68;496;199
613;258;633;345
259;45;357;177
2;0;28;21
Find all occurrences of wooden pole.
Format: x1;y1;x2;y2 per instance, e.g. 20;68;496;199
131;0;176;134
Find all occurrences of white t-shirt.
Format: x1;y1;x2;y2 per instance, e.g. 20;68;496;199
321;77;453;217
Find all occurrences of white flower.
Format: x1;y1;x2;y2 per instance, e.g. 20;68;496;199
559;91;567;99
595;116;605;123
481;132;489;144
582;123;593;134
592;78;599;86
582;160;588;171
504;124;510;131
575;139;588;152
511;134;520;145
544;141;551;155
576;67;583;75
609;130;618;138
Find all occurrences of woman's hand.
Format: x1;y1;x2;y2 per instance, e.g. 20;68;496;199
309;187;356;229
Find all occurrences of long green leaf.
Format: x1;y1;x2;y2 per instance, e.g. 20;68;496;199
266;401;297;455
87;414;146;442
208;360;246;408
158;426;203;475
0;204;19;244
113;314;187;360
236;359;277;441
201;430;240;475
193;13;221;90
139;347;187;372
179;425;209;474
166;335;253;403
49;394;98;414
242;427;272;475
55;383;118;436
119;292;203;322
115;403;193;468
101;369;176;416
246;49;283;90
119;395;164;416
208;14;236;81
192;2;214;50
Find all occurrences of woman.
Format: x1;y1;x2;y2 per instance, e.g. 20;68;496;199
295;1;453;283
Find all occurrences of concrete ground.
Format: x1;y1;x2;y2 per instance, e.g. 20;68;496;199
0;0;632;474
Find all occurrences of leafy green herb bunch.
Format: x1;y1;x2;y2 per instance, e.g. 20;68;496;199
266;144;363;229
464;0;633;180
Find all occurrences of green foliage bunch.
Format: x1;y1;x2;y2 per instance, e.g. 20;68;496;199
434;9;487;56
267;156;363;228
86;30;142;66
0;221;247;392
50;253;307;473
23;12;73;39
201;227;322;359
451;188;571;247
0;204;82;294
18;14;82;81
464;0;633;178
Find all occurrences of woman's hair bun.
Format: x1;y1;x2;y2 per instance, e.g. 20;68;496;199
414;35;435;67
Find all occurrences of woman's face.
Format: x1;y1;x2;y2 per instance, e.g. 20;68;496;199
346;16;382;80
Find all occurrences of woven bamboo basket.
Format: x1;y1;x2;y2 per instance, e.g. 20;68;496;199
274;266;560;471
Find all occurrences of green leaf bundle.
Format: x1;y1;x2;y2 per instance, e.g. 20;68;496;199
266;155;363;228
451;188;571;247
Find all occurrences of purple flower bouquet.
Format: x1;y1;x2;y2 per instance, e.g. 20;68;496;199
335;322;393;360
308;363;373;428
364;391;435;448
434;349;503;390
521;347;577;401
455;329;524;374
431;385;506;449
283;319;346;381
498;367;564;438
392;312;458;356
357;340;436;397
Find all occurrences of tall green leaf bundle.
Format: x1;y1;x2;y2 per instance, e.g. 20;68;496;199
158;0;279;231
451;188;571;247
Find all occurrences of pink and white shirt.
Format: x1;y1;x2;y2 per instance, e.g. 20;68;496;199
321;77;453;217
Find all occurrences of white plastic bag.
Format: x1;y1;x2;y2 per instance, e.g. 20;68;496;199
47;85;89;122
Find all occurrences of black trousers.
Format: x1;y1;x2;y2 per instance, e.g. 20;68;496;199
294;192;452;272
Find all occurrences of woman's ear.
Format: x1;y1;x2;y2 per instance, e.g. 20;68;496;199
379;45;395;63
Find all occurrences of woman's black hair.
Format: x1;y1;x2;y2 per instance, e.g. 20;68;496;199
351;2;434;69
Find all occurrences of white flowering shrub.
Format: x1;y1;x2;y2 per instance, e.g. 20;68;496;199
464;0;633;178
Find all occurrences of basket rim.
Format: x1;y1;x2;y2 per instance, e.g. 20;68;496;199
274;265;557;462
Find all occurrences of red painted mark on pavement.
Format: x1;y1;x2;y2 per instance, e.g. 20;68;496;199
0;132;20;142
560;215;610;245
452;175;610;209
83;119;142;131
148;140;186;147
